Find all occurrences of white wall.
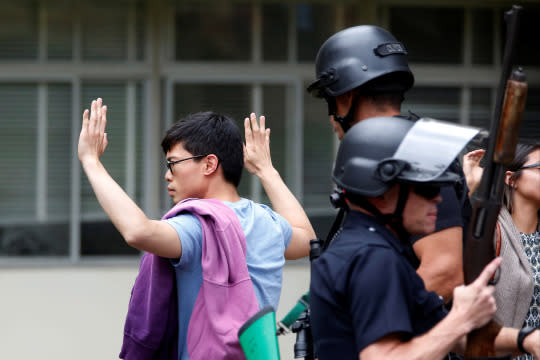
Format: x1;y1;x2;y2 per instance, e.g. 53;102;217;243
0;262;310;360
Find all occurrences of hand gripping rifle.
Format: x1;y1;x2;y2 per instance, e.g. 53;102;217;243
463;5;527;359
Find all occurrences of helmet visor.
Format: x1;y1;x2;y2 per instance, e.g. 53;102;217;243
393;118;480;183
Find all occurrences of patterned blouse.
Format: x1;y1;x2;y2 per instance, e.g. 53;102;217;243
515;229;540;360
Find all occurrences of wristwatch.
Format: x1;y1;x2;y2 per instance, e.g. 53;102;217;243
517;326;536;354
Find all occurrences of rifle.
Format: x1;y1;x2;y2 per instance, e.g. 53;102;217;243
463;5;527;359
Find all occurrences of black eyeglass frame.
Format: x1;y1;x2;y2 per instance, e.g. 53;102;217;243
166;154;207;174
518;162;540;171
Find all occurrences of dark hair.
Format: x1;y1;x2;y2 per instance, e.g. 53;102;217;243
504;142;540;214
161;111;244;187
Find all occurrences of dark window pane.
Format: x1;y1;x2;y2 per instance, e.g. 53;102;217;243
402;87;461;122
48;84;72;218
303;84;333;209
0;3;38;60
472;9;494;65
136;1;146;61
344;3;362;27
81;221;138;256
470;87;492;129
176;3;251;61
521;88;540;140
0;223;69;256
261;85;287;204
173;84;251;198
262;3;288;61
81;3;128;60
262;85;287;179
390;7;463;64
81;84;127;215
0;84;37;219
80;84;133;256
296;3;335;62
47;5;73;60
308;213;339;245
508;5;540;67
136;83;145;204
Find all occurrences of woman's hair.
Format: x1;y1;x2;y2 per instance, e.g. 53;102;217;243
503;142;540;214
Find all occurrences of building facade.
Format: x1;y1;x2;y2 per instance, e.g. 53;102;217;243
1;1;539;359
1;0;539;263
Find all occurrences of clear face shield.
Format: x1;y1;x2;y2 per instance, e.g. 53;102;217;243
392;118;480;183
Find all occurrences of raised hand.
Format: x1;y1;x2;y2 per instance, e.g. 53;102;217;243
462;149;485;196
78;98;109;164
243;112;273;177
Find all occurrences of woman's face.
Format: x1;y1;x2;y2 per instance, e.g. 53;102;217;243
513;148;540;208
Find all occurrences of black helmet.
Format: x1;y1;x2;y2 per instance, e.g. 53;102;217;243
307;25;414;98
333;117;480;198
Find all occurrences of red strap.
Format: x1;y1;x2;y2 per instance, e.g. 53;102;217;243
495;222;502;257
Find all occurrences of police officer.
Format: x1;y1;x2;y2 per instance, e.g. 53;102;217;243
307;25;466;303
309;116;540;359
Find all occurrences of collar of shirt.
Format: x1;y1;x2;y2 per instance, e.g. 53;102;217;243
342;210;411;258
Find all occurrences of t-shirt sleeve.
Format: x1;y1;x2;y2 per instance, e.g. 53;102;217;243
276;212;293;249
163;213;202;270
258;203;293;249
346;248;415;353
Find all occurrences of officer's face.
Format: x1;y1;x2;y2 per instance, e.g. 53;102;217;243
402;187;442;236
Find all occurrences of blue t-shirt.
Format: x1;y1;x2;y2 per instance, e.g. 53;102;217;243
163;198;292;360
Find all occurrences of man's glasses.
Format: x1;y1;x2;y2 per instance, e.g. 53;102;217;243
412;184;441;200
518;163;540;171
166;154;206;174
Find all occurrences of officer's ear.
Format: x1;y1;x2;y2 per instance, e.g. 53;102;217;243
372;184;399;214
335;91;355;114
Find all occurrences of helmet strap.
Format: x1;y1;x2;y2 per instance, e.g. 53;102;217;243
389;183;410;241
349;183;411;241
327;92;361;133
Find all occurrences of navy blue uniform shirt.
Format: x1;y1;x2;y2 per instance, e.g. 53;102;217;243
310;211;448;359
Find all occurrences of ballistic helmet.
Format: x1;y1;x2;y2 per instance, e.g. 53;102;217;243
333;117;480;198
307;25;414;98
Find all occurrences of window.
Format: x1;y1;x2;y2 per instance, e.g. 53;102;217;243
296;3;335;62
470;88;492;129
262;3;289;62
80;83;143;256
47;5;73;60
0;1;147;260
175;2;252;61
472;9;494;65
511;5;540;67
81;4;130;61
403;87;461;122
521;88;540;140
386;3;540;140
0;3;38;60
390;7;464;64
0;84;40;255
4;0;536;263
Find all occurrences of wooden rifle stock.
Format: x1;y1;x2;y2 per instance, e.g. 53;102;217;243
463;5;527;359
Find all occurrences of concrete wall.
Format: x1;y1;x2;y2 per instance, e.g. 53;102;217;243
0;262;310;360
